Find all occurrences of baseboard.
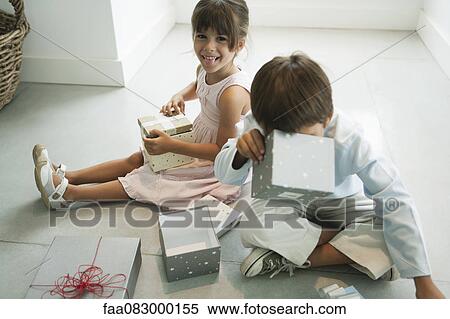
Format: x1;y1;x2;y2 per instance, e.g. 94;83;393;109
20;6;175;86
175;1;421;30
249;5;420;30
20;56;125;87
417;10;450;80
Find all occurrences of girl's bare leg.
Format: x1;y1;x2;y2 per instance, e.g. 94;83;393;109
61;179;130;201
308;229;354;267
65;152;144;185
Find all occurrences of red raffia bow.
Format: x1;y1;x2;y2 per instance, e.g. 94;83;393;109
30;237;129;299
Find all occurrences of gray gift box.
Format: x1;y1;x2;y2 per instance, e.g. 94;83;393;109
252;130;335;203
158;209;221;282
25;236;141;299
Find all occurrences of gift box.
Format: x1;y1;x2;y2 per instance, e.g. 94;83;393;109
252;130;335;202
158;208;221;282
142;130;195;172
138;114;192;138
26;236;141;299
318;284;364;299
190;195;242;238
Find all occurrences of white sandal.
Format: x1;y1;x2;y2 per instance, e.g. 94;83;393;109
32;144;67;179
33;147;69;210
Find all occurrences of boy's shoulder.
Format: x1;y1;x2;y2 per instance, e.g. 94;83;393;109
241;112;263;134
325;109;365;148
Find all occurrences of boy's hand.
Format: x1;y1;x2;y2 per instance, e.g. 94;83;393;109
236;129;265;163
414;276;446;299
143;129;176;155
161;94;185;116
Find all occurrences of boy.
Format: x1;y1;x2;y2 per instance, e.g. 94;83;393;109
214;53;444;298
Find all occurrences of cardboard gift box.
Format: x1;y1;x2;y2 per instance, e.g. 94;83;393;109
138;114;192;138
142;130;195;172
252;130;335;203
189;195;242;238
158;208;221;282
26;236;141;299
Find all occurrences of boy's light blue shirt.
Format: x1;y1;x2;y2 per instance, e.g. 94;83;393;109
214;111;431;278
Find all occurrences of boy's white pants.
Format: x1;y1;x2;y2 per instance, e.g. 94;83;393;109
240;194;395;280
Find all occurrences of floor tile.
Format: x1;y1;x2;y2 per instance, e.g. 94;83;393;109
0;241;49;298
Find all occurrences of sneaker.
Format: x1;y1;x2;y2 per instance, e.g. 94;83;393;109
378;266;400;281
240;248;311;278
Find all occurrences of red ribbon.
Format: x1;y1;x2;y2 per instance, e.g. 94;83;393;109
30;237;129;299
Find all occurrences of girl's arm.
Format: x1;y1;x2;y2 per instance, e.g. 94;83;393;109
148;85;250;161
172;86;250;161
161;65;202;115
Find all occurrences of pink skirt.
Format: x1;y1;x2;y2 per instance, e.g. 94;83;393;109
118;151;241;208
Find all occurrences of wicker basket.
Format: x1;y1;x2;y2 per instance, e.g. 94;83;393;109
0;0;29;110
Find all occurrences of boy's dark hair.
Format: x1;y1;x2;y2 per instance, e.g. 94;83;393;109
191;0;249;50
251;52;334;134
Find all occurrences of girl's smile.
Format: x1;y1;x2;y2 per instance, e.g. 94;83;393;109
201;54;221;67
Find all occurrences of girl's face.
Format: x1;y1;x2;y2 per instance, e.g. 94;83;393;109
193;28;243;74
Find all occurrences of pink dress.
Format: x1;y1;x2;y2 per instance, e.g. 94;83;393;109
118;68;251;208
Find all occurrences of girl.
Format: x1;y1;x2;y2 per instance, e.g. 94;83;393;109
33;0;251;209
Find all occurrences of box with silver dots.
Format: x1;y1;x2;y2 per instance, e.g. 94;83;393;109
142;130;195;173
158;209;221;282
252;130;335;203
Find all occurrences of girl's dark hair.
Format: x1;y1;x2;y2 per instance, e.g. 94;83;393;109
251;52;334;134
191;0;249;50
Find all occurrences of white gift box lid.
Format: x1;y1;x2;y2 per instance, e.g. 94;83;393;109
270;130;335;192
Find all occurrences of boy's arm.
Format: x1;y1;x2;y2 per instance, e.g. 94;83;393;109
214;114;259;185
351;134;431;278
214;137;252;185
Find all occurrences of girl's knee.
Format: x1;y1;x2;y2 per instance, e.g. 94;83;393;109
127;152;144;168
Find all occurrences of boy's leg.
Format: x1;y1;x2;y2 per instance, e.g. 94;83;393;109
307;229;355;267
66;151;144;185
240;198;322;267
308;243;354;267
314;195;395;280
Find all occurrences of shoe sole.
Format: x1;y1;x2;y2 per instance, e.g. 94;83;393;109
32;144;46;167
240;248;273;277
34;162;51;210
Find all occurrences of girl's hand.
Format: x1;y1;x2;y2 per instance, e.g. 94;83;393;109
143;129;176;155
161;94;185;116
236;129;265;163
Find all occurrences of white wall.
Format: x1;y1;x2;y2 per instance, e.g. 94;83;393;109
175;0;424;30
423;0;450;43
2;0;118;59
110;0;175;84
111;0;174;59
418;0;450;79
0;0;175;86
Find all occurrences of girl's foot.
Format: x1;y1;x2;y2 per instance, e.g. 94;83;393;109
33;151;69;210
32;144;67;179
